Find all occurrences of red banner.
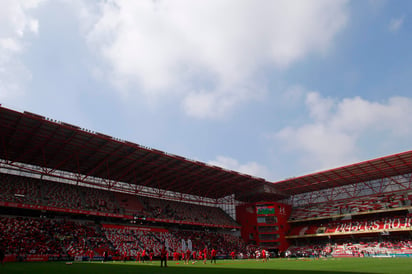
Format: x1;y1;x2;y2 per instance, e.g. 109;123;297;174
4;255;17;263
26;255;49;262
102;223;168;233
145;217;240;228
4;254;49;262
332;217;412;233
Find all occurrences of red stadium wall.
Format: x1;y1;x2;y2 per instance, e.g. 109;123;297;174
236;202;291;251
236;203;258;245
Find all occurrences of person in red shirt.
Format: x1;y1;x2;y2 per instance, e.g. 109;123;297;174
149;250;154;263
173;251;178;261
231;251;236;260
136;251;141;263
210;248;217;264
185;249;191;264
198;250;203;261
192;250;197;263
141;248;146;263
262;249;266;262
88;249;94;262
123;250;128;262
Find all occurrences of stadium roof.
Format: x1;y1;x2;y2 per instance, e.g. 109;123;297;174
0;105;284;202
272;150;412;196
1;105;411;202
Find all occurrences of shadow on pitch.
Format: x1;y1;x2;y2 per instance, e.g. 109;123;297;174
1;261;379;274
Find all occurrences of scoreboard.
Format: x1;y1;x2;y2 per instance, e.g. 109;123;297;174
256;205;275;215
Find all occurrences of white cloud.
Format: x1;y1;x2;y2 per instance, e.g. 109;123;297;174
0;0;44;100
388;16;405;32
183;82;265;119
275;92;412;171
305;92;334;121
208;156;271;180
282;85;305;105
84;0;349;118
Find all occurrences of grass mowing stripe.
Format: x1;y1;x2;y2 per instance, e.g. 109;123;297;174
1;258;411;274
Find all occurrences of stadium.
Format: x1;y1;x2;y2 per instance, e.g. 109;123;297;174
0;104;411;274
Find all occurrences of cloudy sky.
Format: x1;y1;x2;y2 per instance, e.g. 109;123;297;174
1;0;411;182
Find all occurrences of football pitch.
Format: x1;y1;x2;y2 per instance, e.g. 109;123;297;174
2;258;412;274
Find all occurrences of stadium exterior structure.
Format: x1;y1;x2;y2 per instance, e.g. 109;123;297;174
1;104;411;253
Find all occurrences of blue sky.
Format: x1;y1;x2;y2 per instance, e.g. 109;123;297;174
1;0;412;182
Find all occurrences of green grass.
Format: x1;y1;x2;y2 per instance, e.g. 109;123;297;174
2;258;412;274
